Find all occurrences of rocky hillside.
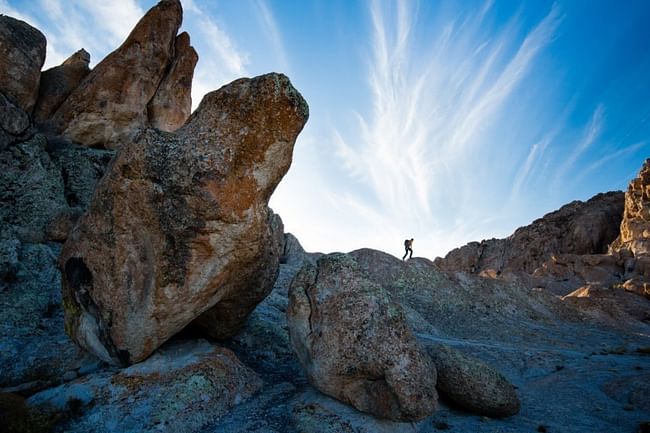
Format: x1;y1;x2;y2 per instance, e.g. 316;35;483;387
1;1;650;433
435;191;624;276
436;171;650;324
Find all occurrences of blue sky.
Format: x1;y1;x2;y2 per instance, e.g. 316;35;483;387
2;0;649;258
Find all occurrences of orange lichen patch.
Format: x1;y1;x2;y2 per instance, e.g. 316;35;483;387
112;371;163;392
203;175;258;220
188;235;215;261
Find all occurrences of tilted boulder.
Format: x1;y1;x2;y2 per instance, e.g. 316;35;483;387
49;0;182;149
148;32;198;132
0;15;46;114
425;343;520;418
60;73;308;365
190;211;285;340
287;253;438;421
33;49;91;124
611;159;650;257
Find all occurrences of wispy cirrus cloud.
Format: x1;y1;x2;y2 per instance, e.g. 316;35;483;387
37;0;144;67
558;103;606;177
329;0;566;257
171;2;249;110
253;0;290;73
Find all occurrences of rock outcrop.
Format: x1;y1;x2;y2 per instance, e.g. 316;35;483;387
0;134;66;242
533;160;650;302
287;253;438;421
1;91;30;145
0;134;113;243
147;32;198;132
27;340;262;433
190;212;285;340
425;343;520;417
48;0;184;148
33;49;91;124
611;159;650;257
435;191;624;276
0;15;46;114
59;73;308;365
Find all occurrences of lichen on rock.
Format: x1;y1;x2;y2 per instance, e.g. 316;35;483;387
59;72;308;365
287;252;438;421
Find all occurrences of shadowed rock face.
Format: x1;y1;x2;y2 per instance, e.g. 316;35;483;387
0;15;46;114
33;49;91;124
288;253;438;421
425;343;520;418
148;32;198;132
49;0;183;149
59;73;309;365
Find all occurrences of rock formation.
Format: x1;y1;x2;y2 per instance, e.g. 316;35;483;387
287;253;438;421
27;340;262;433
0;15;46;114
33;49;91;124
48;0;187;148
0;133;113;243
435;191;624;276
147;32;198;132
1;91;30;149
611;159;650;257
190;212;285;340
2;3;650;432
435;160;650;322
425;343;520;417
59;73;308;365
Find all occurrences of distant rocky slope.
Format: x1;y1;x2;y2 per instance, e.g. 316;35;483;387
436;191;624;276
1;1;650;433
436;166;650;327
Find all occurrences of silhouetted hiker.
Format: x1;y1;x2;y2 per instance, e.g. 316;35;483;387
403;238;413;260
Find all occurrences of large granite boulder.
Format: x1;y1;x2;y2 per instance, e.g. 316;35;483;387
425;343;520;417
49;0;182;149
59;73;308;365
190;211;285;340
33;49;91;124
0;15;46;114
147;32;198;132
287;253;438;421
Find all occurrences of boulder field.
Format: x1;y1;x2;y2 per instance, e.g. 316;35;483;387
0;1;649;432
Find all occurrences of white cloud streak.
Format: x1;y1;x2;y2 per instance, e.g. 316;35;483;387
37;0;144;68
254;0;290;73
561;103;606;173
181;3;249;110
329;0;564;257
